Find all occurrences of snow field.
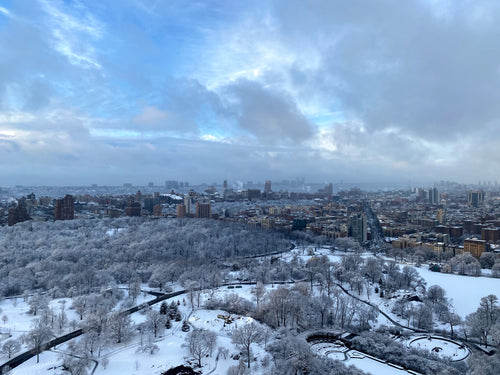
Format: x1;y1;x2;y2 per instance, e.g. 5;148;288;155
414;267;500;318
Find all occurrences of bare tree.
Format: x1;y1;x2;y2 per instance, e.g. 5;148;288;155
128;277;141;302
315;294;333;329
443;310;462;336
264;287;294;327
145;309;166;338
426;285;447;307
251;282;266;308
22;320;53;363
28;294;49;316
71;296;87;320
362;257;383;284
136;334;159;355
466;294;499;347
62;354;91;375
106;312;134;344
1;339;20;359
184;329;217;367
231;322;263;369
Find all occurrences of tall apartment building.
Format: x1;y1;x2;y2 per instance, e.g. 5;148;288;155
195;202;211;218
8;198;31;226
428;187;439;205
348;213;367;243
468;190;484;207
264;180;272;193
184;196;192;215
54;195;74;221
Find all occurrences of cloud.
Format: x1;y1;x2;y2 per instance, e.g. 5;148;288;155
133;106;169;127
1;0;500;185
272;0;500;142
225;79;314;144
0;5;11;17
39;0;103;69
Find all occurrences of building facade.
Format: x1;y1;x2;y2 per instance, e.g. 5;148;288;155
54;195;74;221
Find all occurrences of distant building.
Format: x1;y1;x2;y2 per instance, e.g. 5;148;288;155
436;209;445;224
261;218;275;229
177;203;187;218
268;207;282;216
317;183;333;196
482;227;500;243
126;200;141;216
8;198;31;226
184;196;193;215
292;218;307;231
153;204;163;217
195;202;211;218
428;187;439;205
264;180;272;193
54;195;74;221
135;190;142;202
450;226;463;238
144;197;158;213
165;180;179;190
468;190;484;207
247;189;261;200
348;213;367;243
204;186;216;194
464;238;488;258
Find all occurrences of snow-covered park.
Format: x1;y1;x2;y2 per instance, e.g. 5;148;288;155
0;245;497;375
5;286;270;375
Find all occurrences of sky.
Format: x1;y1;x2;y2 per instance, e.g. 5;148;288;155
1;0;500;187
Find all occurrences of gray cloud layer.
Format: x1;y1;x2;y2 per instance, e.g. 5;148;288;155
1;0;500;186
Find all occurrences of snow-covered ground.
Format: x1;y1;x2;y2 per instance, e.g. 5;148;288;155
407;336;469;361
311;341;421;375
414;267;500;317
7;290;269;375
0;296;82;343
291;246;500;319
2;247;499;375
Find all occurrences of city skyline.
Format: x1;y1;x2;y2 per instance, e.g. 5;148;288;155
2;1;500;186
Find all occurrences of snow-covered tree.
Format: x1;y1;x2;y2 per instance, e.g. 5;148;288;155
231;323;263;369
